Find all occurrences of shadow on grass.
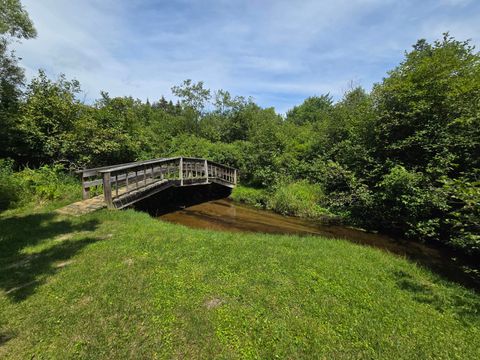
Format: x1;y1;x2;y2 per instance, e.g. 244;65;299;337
394;270;480;325
0;212;100;302
0;331;15;346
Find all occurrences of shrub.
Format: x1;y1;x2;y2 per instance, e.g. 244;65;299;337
320;161;375;224
375;165;448;240
230;185;269;207
267;180;330;218
443;176;480;256
0;159;21;211
15;164;80;204
0;161;80;211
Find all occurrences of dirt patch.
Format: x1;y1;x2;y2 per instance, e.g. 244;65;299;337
98;233;114;240
55;260;75;268
77;295;93;307
0;331;15;346
123;258;134;266
204;297;224;309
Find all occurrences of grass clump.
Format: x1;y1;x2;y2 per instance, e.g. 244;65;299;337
230;185;269;207
232;181;331;219
268;180;330;218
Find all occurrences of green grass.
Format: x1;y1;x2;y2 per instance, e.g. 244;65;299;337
1;207;479;359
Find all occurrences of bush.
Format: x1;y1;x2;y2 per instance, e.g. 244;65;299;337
375;165;448;240
230;185;269;207
15;164;80;204
0;159;21;211
443;176;480;256
267;180;330;218
319;161;375;224
0;161;80;211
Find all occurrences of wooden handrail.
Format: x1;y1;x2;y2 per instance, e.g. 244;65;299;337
97;157;179;175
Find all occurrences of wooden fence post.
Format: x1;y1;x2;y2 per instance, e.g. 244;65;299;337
103;172;113;209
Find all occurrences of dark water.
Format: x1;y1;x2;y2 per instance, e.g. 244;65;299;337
134;184;479;290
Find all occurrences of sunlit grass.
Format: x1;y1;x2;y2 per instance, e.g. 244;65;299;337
1;208;479;359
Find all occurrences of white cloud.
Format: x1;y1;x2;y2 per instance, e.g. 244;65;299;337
11;0;480;113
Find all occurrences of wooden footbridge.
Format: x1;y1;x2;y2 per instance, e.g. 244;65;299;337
58;157;237;215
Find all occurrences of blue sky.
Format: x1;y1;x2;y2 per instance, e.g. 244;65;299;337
13;0;480;113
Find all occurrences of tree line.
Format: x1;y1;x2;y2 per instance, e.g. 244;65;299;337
1;1;479;259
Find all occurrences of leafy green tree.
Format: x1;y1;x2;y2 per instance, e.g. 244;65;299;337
0;0;36;158
0;0;36;39
17;70;82;164
286;94;333;125
171;79;211;134
243;107;284;185
311;87;376;177
0;39;24;158
372;33;480;178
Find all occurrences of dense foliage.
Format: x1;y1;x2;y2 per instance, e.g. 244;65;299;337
0;159;79;211
0;1;478;258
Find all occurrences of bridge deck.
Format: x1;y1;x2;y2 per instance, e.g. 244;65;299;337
57;157;237;216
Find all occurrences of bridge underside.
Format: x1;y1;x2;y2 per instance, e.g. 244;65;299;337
112;178;234;210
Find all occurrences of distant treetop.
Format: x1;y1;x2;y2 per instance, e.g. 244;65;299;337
0;0;37;39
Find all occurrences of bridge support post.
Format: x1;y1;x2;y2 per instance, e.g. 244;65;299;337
179;157;183;186
204;160;209;183
82;185;89;200
103;172;114;209
234;169;237;185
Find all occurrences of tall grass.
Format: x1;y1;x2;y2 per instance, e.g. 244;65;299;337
268;180;330;218
231;181;331;218
229;185;269;207
0;160;80;212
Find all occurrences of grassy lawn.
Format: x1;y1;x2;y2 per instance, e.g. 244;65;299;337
1;207;479;359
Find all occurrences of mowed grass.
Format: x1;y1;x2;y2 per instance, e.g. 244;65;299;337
0;208;479;359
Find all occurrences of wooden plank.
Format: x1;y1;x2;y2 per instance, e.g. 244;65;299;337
83;178;103;188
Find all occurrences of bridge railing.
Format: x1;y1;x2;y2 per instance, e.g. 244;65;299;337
207;160;237;186
77;157;238;208
77;157;174;200
98;157;181;208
